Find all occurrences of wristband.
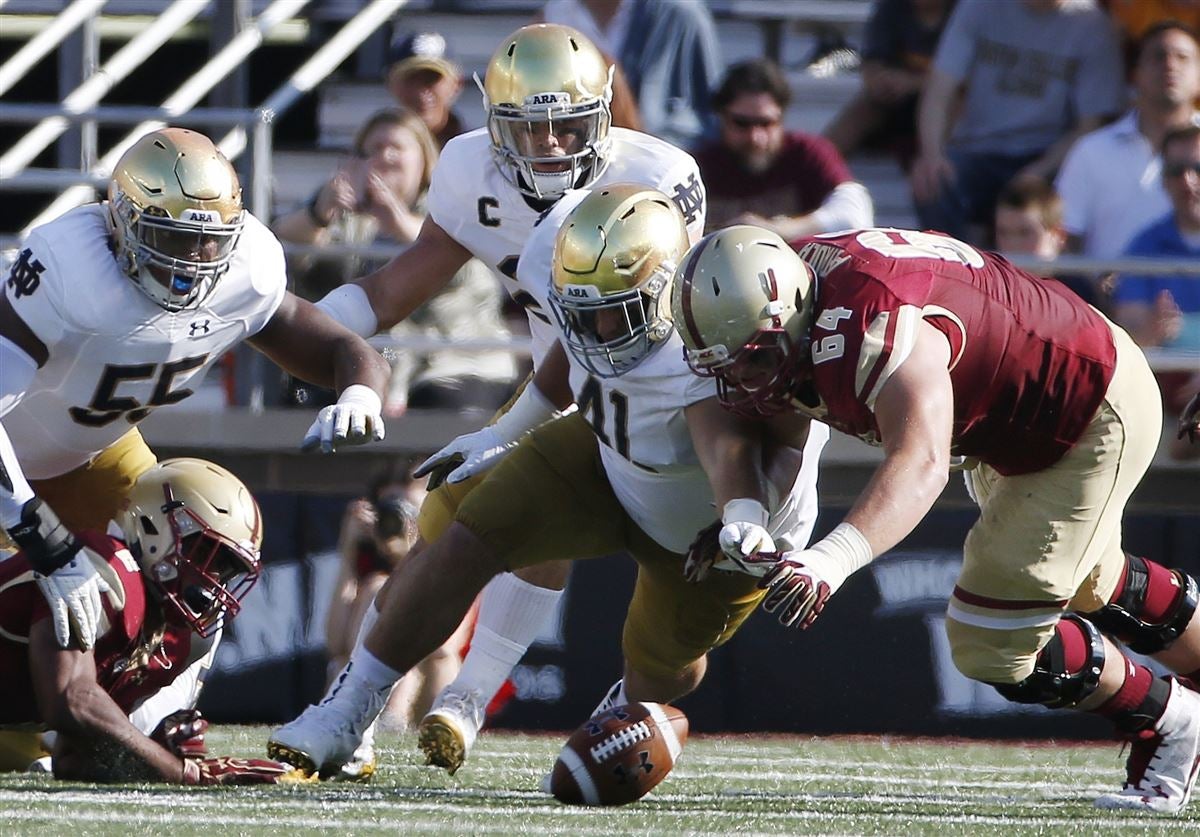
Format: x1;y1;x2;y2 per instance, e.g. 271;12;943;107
182;758;201;785
722;498;769;528
315;284;379;338
335;384;382;415
490;384;562;444
807;522;874;582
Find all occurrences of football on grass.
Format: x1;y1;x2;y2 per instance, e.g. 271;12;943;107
549;702;688;806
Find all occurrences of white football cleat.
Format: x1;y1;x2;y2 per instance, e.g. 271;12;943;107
1095;678;1200;814
268;674;389;779
417;686;486;775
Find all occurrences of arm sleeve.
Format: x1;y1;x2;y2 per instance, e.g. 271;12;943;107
930;0;979;82
0;337;38;529
809;182;876;234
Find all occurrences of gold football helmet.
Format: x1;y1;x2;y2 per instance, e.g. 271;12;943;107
118;458;263;637
549;184;689;377
108;127;245;312
481;23;613;200
668;225;816;416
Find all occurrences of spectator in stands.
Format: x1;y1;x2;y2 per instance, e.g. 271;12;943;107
1056;21;1200;260
911;0;1125;245
694;59;874;239
385;31;467;150
1114;124;1200;352
538;0;722;148
993;178;1103;308
824;0;957;171
273;108;517;415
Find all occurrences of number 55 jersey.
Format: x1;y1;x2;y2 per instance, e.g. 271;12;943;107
2;205;285;480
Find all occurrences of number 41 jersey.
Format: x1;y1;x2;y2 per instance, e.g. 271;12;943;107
3;204;285;480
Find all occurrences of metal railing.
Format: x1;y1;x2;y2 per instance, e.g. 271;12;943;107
1;0;408;229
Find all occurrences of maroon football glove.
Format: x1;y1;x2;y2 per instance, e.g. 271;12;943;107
759;560;832;630
184;756;291;786
151;709;208;759
683;520;722;582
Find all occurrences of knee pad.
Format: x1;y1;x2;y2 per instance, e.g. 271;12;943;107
1086;554;1198;654
990;615;1104;709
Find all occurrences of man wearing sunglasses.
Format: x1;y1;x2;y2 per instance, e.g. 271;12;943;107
693;59;874;239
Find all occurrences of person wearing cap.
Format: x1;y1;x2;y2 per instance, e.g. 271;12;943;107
386;31;467;150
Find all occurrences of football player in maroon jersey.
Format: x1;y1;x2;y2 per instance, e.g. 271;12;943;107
670;225;1200;814
0;458;291;785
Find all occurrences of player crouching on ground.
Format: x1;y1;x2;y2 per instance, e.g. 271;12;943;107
669;226;1200;814
0;458;291;785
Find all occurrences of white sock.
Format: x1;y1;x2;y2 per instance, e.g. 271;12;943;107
452;573;563;700
356;600;382;648
343;644;403;694
331;602;401;695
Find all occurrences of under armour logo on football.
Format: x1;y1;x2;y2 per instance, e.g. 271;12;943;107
189;320;211;337
6;248;45;299
671;174;704;226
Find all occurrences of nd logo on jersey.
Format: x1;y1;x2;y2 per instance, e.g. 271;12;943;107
6;249;46;299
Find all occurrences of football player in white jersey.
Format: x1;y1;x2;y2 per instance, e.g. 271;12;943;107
271;23;708;777
268;185;828;781
0;127;390;655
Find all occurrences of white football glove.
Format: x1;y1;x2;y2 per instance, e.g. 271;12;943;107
7;498;113;650
301;384;385;453
712;499;781;577
414;426;515;487
414;384;562;488
35;552;112;650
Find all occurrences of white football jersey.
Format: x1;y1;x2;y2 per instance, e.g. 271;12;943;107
518;189;828;554
2;205;286;479
427;127;707;365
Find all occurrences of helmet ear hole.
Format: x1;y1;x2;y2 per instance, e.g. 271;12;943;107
140;515;158;536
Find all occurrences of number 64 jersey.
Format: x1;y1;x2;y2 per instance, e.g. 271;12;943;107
793;229;1117;476
2;204;285;480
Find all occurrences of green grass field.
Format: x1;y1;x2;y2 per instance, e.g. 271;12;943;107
1;727;1197;835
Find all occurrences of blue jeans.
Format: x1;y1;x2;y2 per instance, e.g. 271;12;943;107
915;150;1041;244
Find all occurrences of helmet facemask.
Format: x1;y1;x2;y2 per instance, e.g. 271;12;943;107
550;262;673;378
688;325;809;418
134;481;260;637
481;75;614;201
111;193;243;312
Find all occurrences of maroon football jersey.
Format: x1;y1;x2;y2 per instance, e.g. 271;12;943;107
792;229;1117;475
0;531;203;725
